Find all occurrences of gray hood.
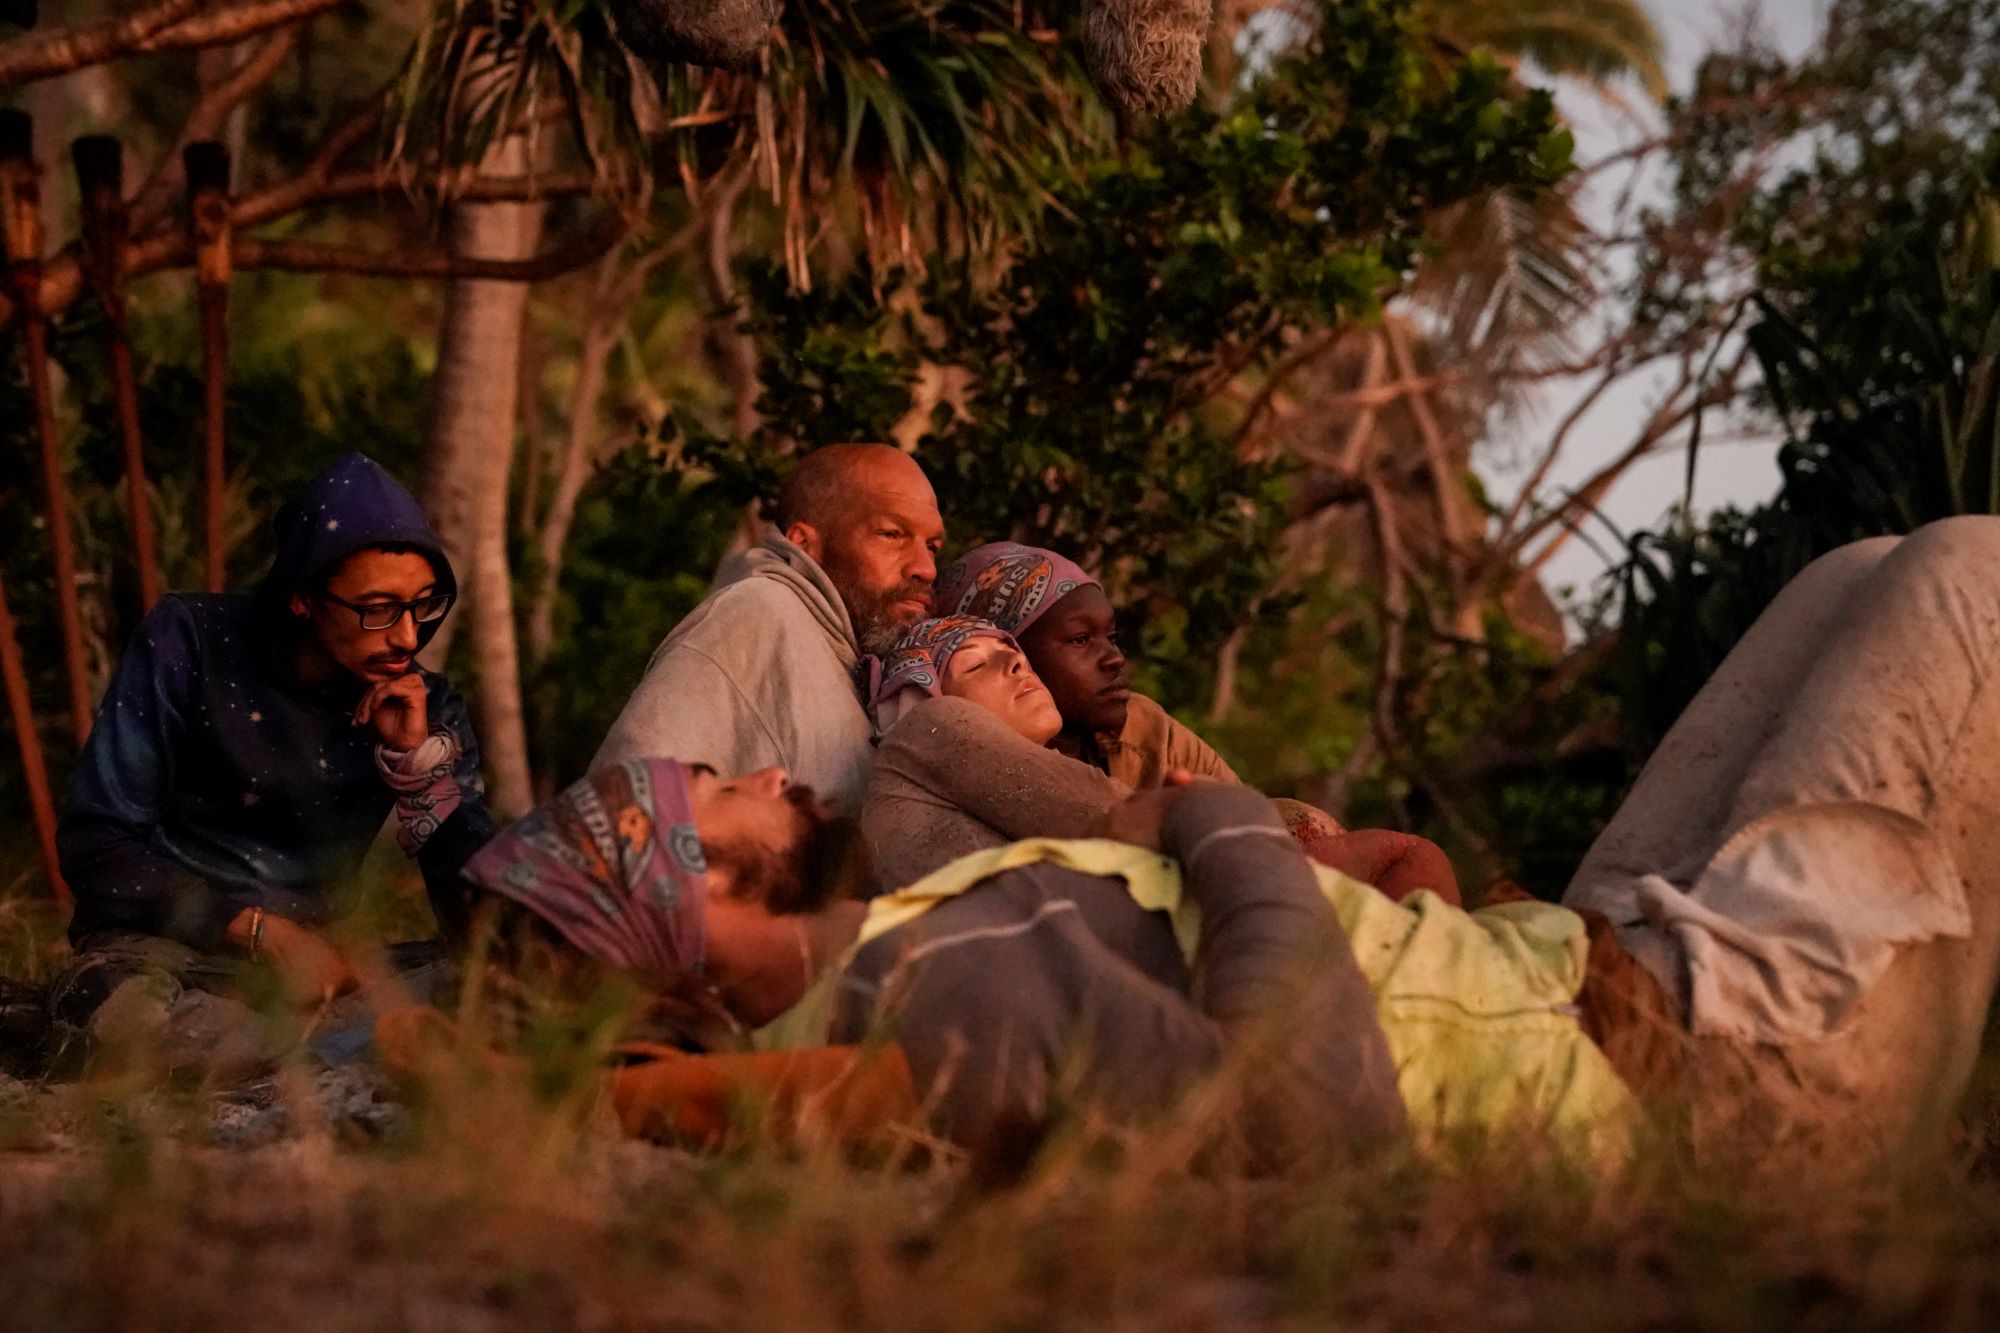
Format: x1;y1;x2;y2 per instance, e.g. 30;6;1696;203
714;531;859;668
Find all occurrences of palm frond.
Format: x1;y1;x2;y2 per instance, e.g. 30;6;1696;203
1407;185;1595;403
656;0;1114;280
1426;0;1667;100
390;1;657;209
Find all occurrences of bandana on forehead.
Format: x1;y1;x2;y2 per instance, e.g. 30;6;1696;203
462;758;708;979
932;541;1099;636
869;614;1017;712
864;612;1016;728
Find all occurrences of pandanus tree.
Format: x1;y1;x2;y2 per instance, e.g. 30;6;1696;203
606;0;1218;115
399;0;1118;808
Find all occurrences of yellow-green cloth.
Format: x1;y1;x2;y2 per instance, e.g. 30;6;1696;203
761;837;1640;1159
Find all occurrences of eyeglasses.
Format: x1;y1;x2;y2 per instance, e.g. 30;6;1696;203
319;591;455;631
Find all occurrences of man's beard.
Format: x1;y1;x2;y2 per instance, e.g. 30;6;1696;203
709;787;871;915
821;548;931;655
850;583;931;656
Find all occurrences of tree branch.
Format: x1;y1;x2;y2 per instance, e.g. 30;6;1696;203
127;22;306;230
241;166;599;222
0;0;349;89
231;213;627;281
1384;318;1470;570
1335;333;1388;471
5;171;613;325
1506;347;1754;575
154;0;352;50
1493;359;1622;538
1231;328;1336;450
0;0;204;88
222;105;382;231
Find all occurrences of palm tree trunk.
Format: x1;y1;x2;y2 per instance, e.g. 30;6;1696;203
420;135;544;819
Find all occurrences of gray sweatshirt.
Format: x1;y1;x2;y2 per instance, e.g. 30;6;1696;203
863;696;1129;892
832;783;1408;1165
593;533;875;813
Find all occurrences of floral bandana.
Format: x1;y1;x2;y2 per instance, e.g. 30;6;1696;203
932;541;1100;636
867;615;1017;731
461;758;709;978
374;732;464;856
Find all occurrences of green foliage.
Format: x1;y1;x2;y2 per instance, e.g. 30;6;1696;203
1208;573;1625;893
394;0;660;202
401;1;1115;260
650;0;1567;718
2;0;1572;893
1612;208;2000;749
741;0;1110;249
526;446;760;786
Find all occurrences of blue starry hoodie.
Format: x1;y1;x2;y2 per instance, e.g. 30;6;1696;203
59;453;494;950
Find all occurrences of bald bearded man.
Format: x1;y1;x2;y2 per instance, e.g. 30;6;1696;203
594;445;945;814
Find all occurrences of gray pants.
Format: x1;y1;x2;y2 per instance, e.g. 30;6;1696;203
46;932;288;1081
47;932;449;1082
1568;517;2000;1159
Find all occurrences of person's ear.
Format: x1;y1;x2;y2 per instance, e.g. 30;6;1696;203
784;520;823;562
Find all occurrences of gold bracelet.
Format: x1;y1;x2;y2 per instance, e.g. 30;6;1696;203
248;906;267;960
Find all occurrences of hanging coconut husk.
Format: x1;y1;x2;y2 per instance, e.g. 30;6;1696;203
611;0;779;70
1084;0;1214;116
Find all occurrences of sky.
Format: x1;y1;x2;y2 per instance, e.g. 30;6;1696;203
1476;0;1832;609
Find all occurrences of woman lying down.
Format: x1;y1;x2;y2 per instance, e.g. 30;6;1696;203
384;615;1643;1167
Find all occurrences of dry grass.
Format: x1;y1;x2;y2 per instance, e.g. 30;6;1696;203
6;1075;2000;1332
7;876;2000;1331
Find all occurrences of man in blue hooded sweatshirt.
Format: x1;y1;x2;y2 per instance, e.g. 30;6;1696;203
48;453;494;1074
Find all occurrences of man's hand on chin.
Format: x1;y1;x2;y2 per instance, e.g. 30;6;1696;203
354;670;430;750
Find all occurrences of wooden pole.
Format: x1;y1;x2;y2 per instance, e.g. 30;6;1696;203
0;567;69;905
0;109;93;748
74;134;163;610
185;140;232;593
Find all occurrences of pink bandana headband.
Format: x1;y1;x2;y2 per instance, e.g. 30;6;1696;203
867;614;1017;731
932;541;1099;636
461;758;708;979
